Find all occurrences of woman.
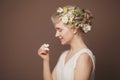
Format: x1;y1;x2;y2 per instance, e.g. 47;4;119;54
38;5;95;80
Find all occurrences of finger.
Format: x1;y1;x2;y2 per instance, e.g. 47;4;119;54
38;50;48;56
38;43;50;55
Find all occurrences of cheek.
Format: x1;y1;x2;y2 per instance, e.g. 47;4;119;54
61;29;69;36
62;30;74;39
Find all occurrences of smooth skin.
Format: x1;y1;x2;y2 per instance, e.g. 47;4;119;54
38;21;93;80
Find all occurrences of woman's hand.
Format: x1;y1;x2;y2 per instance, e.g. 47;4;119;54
38;43;50;61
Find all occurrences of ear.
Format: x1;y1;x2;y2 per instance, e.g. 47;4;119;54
72;27;78;34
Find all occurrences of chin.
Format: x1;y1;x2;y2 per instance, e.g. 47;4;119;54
61;43;66;45
60;41;68;45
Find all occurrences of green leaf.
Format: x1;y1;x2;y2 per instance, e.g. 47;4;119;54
74;11;81;17
79;15;84;20
63;7;68;13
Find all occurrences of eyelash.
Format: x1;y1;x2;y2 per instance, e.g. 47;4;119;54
59;29;62;32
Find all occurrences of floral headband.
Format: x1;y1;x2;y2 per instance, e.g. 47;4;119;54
56;6;93;33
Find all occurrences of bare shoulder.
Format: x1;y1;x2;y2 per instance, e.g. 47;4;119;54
76;53;93;66
79;53;91;60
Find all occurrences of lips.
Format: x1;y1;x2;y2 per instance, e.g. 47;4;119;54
58;37;63;42
59;36;62;40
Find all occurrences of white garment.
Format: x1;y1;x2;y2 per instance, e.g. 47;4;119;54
56;48;95;80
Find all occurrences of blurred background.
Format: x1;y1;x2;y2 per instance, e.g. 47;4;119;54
0;0;120;80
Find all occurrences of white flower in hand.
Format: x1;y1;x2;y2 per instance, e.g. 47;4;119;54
43;44;50;51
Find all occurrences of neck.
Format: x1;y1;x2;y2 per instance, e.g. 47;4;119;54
69;35;88;53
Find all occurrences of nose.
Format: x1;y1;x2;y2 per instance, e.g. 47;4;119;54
55;31;59;38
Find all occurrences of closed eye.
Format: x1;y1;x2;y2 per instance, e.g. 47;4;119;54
59;29;62;32
55;28;62;32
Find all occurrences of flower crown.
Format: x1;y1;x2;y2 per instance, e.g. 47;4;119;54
56;6;93;33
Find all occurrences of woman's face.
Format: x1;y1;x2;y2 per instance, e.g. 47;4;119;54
54;22;74;45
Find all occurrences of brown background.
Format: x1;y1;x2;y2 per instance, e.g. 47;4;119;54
1;0;120;80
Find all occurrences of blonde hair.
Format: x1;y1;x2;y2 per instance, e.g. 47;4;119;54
51;5;93;33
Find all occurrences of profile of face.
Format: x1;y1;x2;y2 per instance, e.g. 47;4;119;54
54;21;75;45
52;6;93;45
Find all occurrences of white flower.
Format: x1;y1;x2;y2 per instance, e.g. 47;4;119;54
79;24;84;27
44;44;49;47
67;11;74;20
61;15;69;24
82;24;91;33
57;7;63;13
43;44;50;51
69;17;74;22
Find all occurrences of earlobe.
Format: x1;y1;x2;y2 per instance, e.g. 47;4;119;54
72;28;78;34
